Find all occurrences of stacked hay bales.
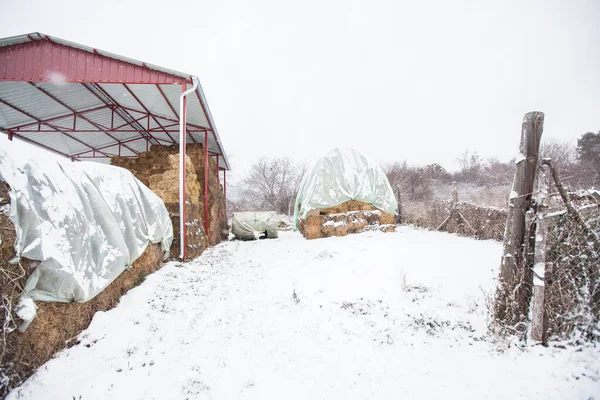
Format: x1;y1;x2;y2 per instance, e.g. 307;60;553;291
112;143;227;259
0;179;167;396
299;200;395;240
294;148;398;240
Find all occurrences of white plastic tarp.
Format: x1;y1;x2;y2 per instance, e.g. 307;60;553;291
294;148;397;226
0;148;173;309
232;211;279;240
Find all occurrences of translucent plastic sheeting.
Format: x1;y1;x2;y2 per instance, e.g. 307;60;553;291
232;212;279;240
294;148;397;227
0;148;173;310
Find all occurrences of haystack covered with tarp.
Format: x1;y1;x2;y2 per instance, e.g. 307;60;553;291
0;149;173;327
232;211;279;240
294;148;397;239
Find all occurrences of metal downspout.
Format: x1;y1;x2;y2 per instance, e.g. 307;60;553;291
179;76;199;260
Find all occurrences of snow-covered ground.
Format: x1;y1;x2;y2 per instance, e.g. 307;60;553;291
9;227;600;399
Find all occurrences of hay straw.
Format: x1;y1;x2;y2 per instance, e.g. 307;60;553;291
1;241;164;396
299;201;396;240
112;143;228;256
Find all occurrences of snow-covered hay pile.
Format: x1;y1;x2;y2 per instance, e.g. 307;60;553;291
299;200;395;240
0;151;173;396
294;148;397;240
112;144;227;260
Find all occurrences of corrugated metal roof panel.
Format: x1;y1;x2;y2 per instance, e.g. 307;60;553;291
0;81;70;125
20;131;89;155
35;81;103;111
0;33;230;169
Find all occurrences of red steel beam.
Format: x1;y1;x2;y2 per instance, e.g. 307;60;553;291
116;104;209;131
29;83;140;156
11;128;207;135
156;84;179;119
204;131;209;237
0;98;112;158
122;84;178;144
223;169;227;216
83;83;160;147
70;136;147;157
2;130;71;158
6;104;112;131
112;114;149;130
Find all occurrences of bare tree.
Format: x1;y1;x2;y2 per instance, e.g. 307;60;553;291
483;157;514;186
384;162;433;201
242;156;305;215
455;150;484;183
539;139;576;170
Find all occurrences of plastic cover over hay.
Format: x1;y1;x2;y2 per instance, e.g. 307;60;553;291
294;148;397;227
0;149;173;306
232;211;279;240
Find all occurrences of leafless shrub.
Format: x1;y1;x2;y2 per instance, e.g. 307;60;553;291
545;210;600;341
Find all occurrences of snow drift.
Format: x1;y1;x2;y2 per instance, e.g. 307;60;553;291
0;149;173;321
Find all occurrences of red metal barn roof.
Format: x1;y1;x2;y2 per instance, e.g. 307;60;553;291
0;32;230;170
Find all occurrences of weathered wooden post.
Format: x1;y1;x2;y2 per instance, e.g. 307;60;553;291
451;181;458;205
395;185;402;224
529;164;550;341
495;111;544;327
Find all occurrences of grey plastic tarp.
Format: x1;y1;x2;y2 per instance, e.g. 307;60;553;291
294;147;397;227
232;211;279;240
0;148;173;326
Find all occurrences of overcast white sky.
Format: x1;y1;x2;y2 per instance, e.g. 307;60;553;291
1;0;599;174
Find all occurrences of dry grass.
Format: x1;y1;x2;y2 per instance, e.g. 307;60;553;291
1;237;164;397
402;199;506;241
299;201;395;240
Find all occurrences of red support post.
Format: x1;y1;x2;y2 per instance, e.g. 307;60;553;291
204;131;210;239
223;169;227;216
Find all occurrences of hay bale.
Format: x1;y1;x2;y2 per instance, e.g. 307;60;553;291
112;143;228;257
299;200;395;240
379;224;396;233
0;180;165;397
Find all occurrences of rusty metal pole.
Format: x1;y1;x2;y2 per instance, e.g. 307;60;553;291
204;131;209;239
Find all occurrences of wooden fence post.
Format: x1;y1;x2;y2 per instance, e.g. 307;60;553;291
529;164;550;342
495;111;544;327
451;181;458;205
395;185;402;224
